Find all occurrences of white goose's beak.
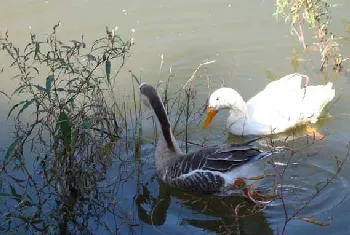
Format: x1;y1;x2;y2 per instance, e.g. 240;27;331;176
202;107;218;128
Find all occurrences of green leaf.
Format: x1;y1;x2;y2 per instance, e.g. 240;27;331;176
11;84;28;96
33;66;39;75
106;59;111;84
7;101;26;119
86;54;97;61
264;70;278;81
71;128;78;152
33;85;46;93
9;185;21;203
70;40;80;45
5;138;22;161
8;175;26;183
113;35;123;43
17;99;36;117
34;42;40;59
57;111;72;152
0;90;10;100
46;75;53;100
81;119;91;129
31;219;43;224
9;185;17;195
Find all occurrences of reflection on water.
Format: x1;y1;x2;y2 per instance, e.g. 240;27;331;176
109;144;274;235
136;180;274;235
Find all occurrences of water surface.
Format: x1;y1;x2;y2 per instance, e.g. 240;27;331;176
1;1;350;234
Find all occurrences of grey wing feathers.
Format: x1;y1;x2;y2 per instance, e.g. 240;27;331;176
215;143;256;152
168;143;266;177
163;142;269;194
172;171;225;194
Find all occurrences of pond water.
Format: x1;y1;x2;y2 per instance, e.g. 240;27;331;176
1;0;350;234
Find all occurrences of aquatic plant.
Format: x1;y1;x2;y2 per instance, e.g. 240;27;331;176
0;23;209;234
274;0;349;71
265;135;349;234
0;23;134;234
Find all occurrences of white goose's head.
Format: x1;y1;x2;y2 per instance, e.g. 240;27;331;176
202;87;245;128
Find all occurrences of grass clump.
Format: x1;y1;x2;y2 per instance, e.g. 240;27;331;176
0;23;133;234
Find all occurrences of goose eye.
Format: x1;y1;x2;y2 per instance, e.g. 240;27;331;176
216;97;219;101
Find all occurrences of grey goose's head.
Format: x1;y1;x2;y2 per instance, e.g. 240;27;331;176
140;83;157;109
139;82;168;122
139;83;167;113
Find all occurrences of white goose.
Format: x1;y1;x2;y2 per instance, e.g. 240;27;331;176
139;83;274;202
202;73;335;137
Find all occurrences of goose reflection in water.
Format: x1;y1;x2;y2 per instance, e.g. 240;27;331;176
136;180;274;235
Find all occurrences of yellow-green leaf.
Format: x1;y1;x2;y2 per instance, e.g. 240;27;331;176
297;217;330;226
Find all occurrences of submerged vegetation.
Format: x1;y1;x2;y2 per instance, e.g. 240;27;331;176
0;1;349;234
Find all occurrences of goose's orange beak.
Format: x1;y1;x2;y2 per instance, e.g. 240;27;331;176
202;107;218;128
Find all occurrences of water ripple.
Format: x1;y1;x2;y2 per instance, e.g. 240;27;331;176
263;161;349;223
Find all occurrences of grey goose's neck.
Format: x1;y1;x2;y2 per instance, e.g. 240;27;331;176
140;84;176;152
